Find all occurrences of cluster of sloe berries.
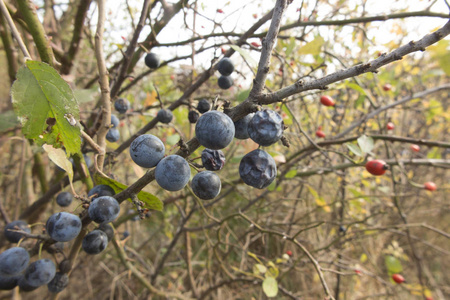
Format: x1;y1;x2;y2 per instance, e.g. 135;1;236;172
0;184;121;293
216;57;234;89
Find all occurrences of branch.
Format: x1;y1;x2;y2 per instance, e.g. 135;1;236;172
0;0;31;59
16;0;55;65
250;0;288;96
335;84;450;138
94;0;111;171
292;159;450;178
254;20;450;105
109;0;151;99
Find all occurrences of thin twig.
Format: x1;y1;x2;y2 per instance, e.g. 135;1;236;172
0;0;31;59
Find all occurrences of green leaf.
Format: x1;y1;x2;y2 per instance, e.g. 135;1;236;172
94;173;163;211
229;45;257;69
285;169;297;178
357;135;374;153
166;134;180;145
42;144;74;191
0;110;19;133
385;255;403;274
262;277;278;298
73;89;97;103
298;36;324;55
346;82;367;95
11;61;81;156
346;143;363;156
354;95;366;108
236;89;250;103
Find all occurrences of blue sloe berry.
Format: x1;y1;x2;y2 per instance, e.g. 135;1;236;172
47;272;69;293
129;134;165;168
239;149;277;189
157;109;173;124
4;220;30;243
82;230;108;255
197;99;211;114
201;149;225;171
191;171;221;200
195;111;235;150
24;259;56;287
46;212;82;242
155;155;191;191
88;196;120;224
234;113;255;140
247;109;284;146
88;185;115;200
56;192;73;207
216;57;234;76
106;128;120;142
114;98;130;113
218;75;233;89
145;53;160;69
0;247;30;276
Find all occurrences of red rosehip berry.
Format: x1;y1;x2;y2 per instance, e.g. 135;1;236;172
424;182;437;191
383;83;392;91
316;130;325;138
355;270;362;275
365;159;389;176
286;250;292;256
253;14;258;19
250;41;261;47
320;95;335;107
410;144;420;152
386;122;395;130
392;274;405;284
217;9;224;13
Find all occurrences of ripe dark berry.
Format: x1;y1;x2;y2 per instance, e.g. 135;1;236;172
155;155;191;191
365;159;388;176
197;99;211;114
4;220;31;243
110;114;119;128
201;149;225;171
234;113;254;140
424;182;437;191
157;109;173;124
114;98;130;114
191;171;222;200
106;128;120;142
47;272;69;293
129;134;165;168
195;111;235;150
410;144;420;152
88;185;115;200
98;223;114;242
216;57;234;76
315;129;325;138
188;110;200;123
247;109;284;146
392;274;405;284
0;247;30;276
24;259;56;287
218;75;233;89
88;196;121;224
239;149;277;189
0;274;20;290
46;212;82;242
320;95;335;107
386;122;395;130
82;230;108;255
144;52;160;69
56;192;73;207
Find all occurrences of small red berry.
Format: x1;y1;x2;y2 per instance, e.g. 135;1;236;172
217;9;224;13
286;250;292;256
253;14;258;19
383;83;392;91
424;182;437;191
250;41;261;47
316;130;325;138
365;159;389;176
386;122;395;130
320;95;335;107
355;270;362;275
170;74;175;80
392;274;405;284
410;144;420;152
425;297;433;300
